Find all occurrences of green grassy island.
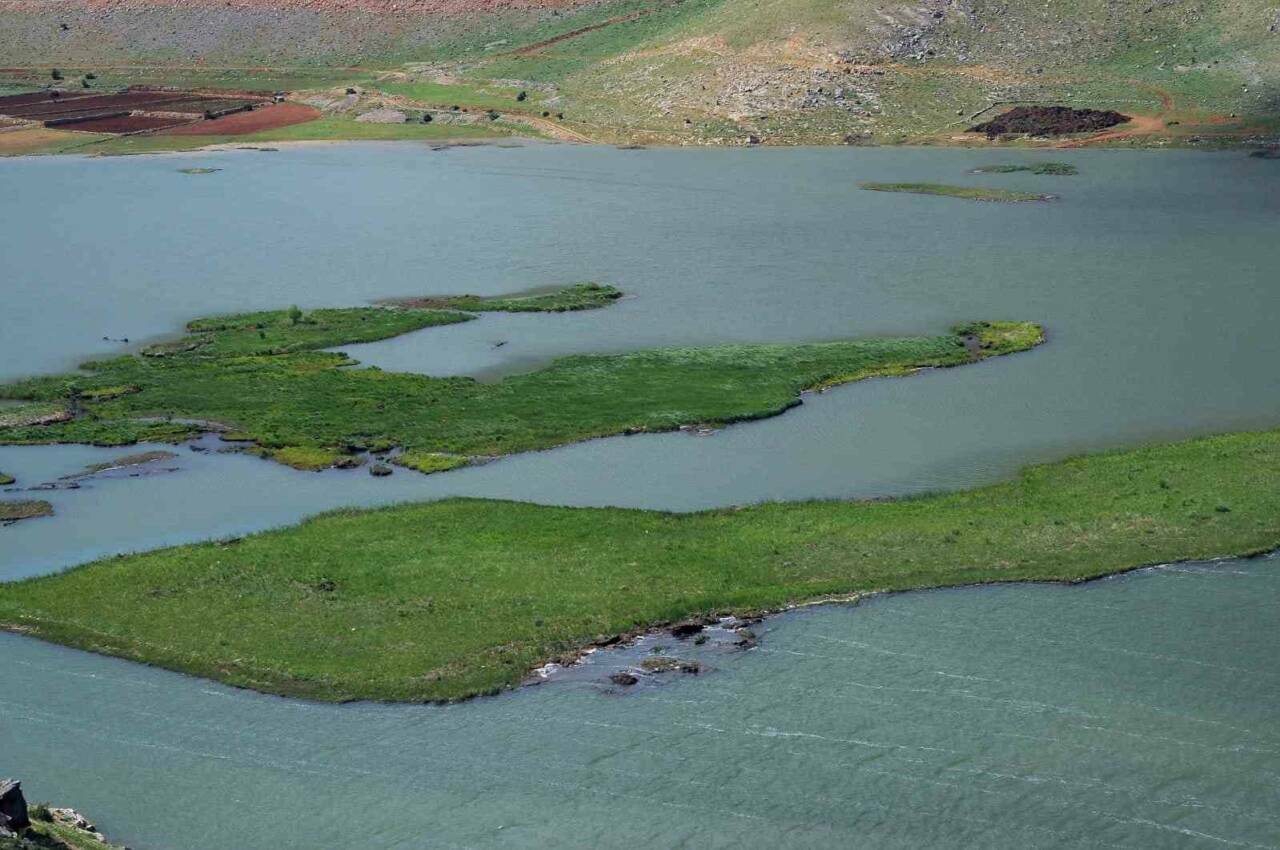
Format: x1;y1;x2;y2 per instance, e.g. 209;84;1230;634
2;424;1278;702
860;183;1055;202
0;282;1040;473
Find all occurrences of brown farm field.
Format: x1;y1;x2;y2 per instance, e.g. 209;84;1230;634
164;101;320;134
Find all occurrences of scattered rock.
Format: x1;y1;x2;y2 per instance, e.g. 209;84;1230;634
355;108;407;124
50;807;97;834
670;622;705;639
609;671;639;686
639;656;681;673
369;463;393;477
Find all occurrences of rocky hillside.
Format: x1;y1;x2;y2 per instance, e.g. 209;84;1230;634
2;0;1277;143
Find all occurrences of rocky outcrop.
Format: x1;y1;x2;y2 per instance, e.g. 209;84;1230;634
0;780;30;834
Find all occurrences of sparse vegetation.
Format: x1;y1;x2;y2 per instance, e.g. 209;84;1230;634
385;282;621;312
972;162;1079;175
81;450;176;474
4;423;1279;701
0;500;53;523
860;183;1054;202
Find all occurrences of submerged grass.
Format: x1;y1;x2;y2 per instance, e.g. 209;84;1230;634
0;285;1038;471
3;425;1278;701
971;162;1079;175
386;282;622;312
0;500;52;522
860;182;1054;202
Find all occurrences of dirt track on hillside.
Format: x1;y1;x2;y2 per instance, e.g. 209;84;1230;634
1058;84;1172;147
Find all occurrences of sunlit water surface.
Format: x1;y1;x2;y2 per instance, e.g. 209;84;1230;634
2;143;1278;849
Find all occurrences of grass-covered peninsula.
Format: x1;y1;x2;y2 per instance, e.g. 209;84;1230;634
2;424;1277;702
0;283;1039;472
860;183;1055;202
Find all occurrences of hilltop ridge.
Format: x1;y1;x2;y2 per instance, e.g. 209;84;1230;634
1;0;1276;145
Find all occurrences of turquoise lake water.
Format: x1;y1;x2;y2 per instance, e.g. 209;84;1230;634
1;143;1277;848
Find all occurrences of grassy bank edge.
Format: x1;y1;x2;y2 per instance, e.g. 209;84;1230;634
2;420;1279;703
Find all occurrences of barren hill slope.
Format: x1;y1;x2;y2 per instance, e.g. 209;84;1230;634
2;0;1277;143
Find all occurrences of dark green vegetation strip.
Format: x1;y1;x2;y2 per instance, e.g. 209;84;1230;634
860;183;1054;202
971;163;1079;175
2;426;1277;701
384;282;622;312
0;282;1037;471
0;500;52;522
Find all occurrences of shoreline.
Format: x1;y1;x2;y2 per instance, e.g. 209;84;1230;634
2;546;1274;709
4;420;1280;704
2;127;1274;159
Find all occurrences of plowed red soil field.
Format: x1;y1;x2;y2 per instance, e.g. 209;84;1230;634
163;102;320;135
68;114;195;132
1;92;187;117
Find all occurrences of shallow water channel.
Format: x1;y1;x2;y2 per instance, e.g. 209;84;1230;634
1;143;1278;848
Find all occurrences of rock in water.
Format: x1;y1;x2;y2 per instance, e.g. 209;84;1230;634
0;779;30;832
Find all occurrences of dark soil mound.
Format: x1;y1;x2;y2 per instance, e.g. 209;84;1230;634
971;106;1130;139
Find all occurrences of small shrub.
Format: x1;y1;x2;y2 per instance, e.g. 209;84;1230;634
30;803;53;823
51;68;63;80
516;90;527;102
287;305;303;326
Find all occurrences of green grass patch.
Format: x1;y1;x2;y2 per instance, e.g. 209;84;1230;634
971;163;1079;175
0;402;70;428
0;500;52;522
269;446;348;471
238;116;511;143
4;424;1279;701
374;80;541;111
860;183;1054;202
173;304;474;357
0;291;1040;467
390;451;471;475
3;813;124;850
